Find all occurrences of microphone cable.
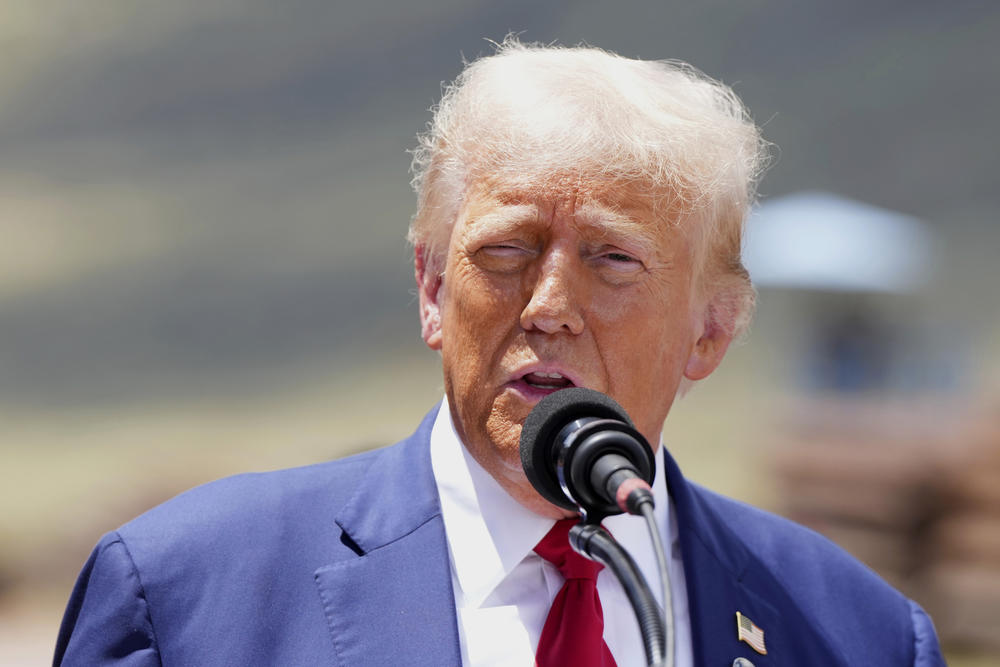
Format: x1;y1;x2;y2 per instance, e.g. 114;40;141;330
638;495;674;667
520;387;676;667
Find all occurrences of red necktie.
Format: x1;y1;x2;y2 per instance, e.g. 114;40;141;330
534;519;618;667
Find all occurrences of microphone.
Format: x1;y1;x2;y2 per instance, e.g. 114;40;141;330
519;387;656;519
520;388;673;667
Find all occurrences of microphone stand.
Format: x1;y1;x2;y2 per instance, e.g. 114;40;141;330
570;522;667;667
517;387;674;666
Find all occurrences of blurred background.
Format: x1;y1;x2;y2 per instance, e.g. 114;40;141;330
1;1;998;663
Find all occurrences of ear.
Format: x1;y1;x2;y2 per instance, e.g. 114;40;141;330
415;244;444;351
683;301;734;381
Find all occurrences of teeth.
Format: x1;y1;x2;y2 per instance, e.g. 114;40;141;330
522;370;573;389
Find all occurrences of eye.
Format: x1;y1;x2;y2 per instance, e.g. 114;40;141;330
474;243;534;273
596;248;644;270
604;251;640;265
589;246;646;285
481;244;530;257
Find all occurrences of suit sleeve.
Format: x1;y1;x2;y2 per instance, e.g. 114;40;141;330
908;599;945;667
53;532;161;666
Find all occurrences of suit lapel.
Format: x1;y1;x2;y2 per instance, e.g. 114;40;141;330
677;521;784;666
311;411;847;666
314;409;462;666
663;448;824;667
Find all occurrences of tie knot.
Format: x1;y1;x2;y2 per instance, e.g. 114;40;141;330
534;519;604;581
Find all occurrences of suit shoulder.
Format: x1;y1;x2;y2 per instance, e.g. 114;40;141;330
689;484;925;662
693;483;900;593
117;446;385;562
61;442;417;665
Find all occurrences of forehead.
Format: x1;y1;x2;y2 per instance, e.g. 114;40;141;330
459;174;682;241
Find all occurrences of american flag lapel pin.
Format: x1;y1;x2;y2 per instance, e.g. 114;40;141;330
736;611;767;655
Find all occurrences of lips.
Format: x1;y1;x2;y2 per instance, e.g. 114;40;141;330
505;366;581;401
522;371;574;389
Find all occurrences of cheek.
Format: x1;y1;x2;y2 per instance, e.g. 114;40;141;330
440;262;523;399
448;263;523;337
599;291;695;433
440;266;529;470
484;399;528;465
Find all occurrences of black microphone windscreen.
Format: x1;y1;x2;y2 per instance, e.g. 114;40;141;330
519;388;635;509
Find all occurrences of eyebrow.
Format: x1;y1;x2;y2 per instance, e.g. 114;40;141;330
464;200;661;258
573;203;659;257
464;204;539;236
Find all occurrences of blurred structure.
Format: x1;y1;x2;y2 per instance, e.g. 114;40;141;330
772;399;1000;653
925;406;1000;651
746;191;933;294
745;192;944;393
751;192;1000;653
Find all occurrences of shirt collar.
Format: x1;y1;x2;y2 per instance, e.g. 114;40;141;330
430;396;674;609
430;397;552;609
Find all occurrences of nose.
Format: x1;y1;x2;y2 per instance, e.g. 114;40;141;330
519;251;585;335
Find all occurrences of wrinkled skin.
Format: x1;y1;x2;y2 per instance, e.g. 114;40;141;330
416;179;732;518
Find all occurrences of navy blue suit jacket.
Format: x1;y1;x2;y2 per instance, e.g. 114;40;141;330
55;407;944;665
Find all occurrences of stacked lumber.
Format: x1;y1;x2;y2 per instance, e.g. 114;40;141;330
770;398;999;651
922;413;1000;650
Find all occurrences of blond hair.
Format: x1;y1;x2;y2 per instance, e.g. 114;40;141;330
409;38;769;338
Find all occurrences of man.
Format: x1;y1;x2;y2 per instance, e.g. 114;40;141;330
55;41;944;666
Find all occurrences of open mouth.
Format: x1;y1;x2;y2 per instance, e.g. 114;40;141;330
521;371;575;390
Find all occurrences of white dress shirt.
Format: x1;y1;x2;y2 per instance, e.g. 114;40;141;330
430;398;694;667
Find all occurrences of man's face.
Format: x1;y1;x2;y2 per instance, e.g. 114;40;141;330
417;178;731;517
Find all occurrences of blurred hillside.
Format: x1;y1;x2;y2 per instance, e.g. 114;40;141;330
1;1;998;663
2;0;998;408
